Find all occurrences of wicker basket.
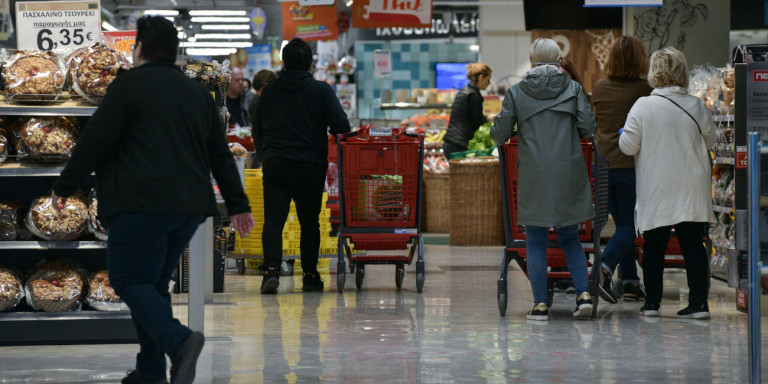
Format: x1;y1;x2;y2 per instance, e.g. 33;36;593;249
423;171;450;233
449;157;503;245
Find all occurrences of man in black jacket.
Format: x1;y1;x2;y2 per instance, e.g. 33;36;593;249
253;38;350;294
52;16;254;384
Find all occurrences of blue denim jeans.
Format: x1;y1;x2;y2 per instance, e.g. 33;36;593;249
601;168;640;283
108;213;204;382
525;224;590;304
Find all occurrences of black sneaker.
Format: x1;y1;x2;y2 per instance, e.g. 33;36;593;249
170;331;205;384
122;370;168;384
677;303;710;319
526;302;549;321
622;283;645;302
639;302;660;317
572;292;593;318
302;272;324;292
260;266;280;294
598;268;618;303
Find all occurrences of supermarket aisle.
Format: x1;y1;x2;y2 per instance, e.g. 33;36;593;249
0;244;762;383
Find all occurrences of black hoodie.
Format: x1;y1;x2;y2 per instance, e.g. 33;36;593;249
253;70;350;165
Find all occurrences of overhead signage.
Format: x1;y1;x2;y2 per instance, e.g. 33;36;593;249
281;1;338;42
584;0;662;6
352;0;432;29
747;62;768;140
16;1;101;50
250;7;266;38
356;8;478;40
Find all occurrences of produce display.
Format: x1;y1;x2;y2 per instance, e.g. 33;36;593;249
712;167;735;208
467;123;494;153
86;270;127;311
11;116;78;162
423;130;449;173
402;111;449;129
25;194;88;241
25;259;84;312
0;266;23;312
2;50;65;100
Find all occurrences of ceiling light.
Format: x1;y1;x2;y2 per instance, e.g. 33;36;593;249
143;10;178;16
187;37;197;42
469;44;480;52
193;33;252;40
181;41;253;48
201;24;251;30
102;21;118;31
186;48;237;56
189;10;247;16
190;17;250;23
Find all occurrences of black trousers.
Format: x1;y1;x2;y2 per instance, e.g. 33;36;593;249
262;158;327;273
642;221;709;305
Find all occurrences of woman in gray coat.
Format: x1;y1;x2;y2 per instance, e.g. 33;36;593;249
491;38;597;321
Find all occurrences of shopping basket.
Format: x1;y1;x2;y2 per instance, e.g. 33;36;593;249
336;124;425;293
496;136;610;317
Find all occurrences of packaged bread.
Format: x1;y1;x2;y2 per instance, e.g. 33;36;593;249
25;194;88;241
0;124;8;165
25;259;83;312
12;116;77;162
86;270;127;311
2;50;65;100
0;201;24;240
88;193;107;240
0;266;23;311
69;43;131;103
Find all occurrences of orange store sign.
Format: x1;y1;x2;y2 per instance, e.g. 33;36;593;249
281;1;338;42
352;0;432;29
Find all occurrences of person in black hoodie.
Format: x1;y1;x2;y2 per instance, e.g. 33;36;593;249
51;16;254;384
253;38;350;294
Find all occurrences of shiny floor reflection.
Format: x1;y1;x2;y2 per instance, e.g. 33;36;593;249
0;244;763;383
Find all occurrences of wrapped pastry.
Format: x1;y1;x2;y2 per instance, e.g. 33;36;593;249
12;116;77;162
25;194;88;241
0;201;23;240
88;194;107;240
0;266;23;311
0;118;8;164
25;259;83;312
2;50;65;100
86;270;127;311
70;43;131;103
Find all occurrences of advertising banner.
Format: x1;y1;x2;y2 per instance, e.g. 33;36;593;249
16;0;101;50
746;62;768;140
281;1;338;42
352;0;432;29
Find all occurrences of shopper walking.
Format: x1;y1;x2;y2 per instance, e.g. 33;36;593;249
253;38;351;294
248;69;278;169
491;38;597;321
593;36;654;304
443;63;493;159
51;16;255;384
619;47;716;319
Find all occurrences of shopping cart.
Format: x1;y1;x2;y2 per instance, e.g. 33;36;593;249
335;124;425;293
497;137;610;317
326;134;341;226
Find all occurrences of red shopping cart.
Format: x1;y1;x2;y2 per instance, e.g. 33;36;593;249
326;134;341;226
335;124;425;293
497;137;610;316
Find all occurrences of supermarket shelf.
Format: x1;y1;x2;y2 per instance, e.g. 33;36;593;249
714;157;734;165
381;103;450;110
711;263;728;282
0;161;65;176
0;99;97;116
0;311;136;345
713;204;734;213
713;114;734;123
0;241;107;249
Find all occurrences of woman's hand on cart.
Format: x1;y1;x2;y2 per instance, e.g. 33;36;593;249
231;211;255;238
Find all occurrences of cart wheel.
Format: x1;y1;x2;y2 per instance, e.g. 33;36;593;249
355;264;365;290
395;265;404;290
280;260;294;276
546;279;555;308
416;273;425;293
498;293;507;316
236;259;245;275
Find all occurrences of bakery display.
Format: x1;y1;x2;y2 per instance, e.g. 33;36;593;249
69;43;132;103
2;50;65;100
25;260;83;312
0;266;23;312
88;196;107;240
86;270;127;311
25;194;88;241
12;116;78;162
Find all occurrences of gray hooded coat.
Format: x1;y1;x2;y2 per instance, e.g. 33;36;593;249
491;65;596;228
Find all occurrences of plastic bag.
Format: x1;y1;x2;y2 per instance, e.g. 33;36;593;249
0;201;24;240
2;50;65;100
88;192;108;241
338;55;356;75
25;194;88;241
0;266;23;312
0;118;8;164
86;270;127;311
69;43;132;104
12;116;78;162
25;258;83;312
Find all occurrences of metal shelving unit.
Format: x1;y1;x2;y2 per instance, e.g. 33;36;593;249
380;102;450;110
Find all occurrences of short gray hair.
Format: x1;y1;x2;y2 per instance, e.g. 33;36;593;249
530;38;561;66
647;47;688;88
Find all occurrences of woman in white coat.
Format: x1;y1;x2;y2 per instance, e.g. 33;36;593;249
619;47;716;319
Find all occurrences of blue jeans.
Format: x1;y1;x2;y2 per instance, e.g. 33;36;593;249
601;168;640;283
108;213;204;382
525;224;589;304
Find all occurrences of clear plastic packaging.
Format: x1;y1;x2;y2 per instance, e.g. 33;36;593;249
0;266;23;312
0;119;8;164
88;192;107;241
2;50;66;100
12;116;78;162
25;259;83;312
25;194;88;241
86;270;127;311
0;201;24;240
69;43;132;104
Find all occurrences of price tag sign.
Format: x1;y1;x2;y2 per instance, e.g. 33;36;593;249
16;1;101;51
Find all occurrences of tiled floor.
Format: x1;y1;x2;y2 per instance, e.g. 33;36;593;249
0;244;763;383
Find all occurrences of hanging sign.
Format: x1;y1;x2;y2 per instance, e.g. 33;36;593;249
747;62;768;140
373;49;391;78
352;0;432;29
281;1;338;42
584;0;662;6
356;7;478;40
250;7;267;38
16;1;101;50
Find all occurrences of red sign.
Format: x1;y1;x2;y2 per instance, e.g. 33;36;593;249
737;290;746;309
102;31;136;61
754;70;768;81
736;151;748;169
352;0;432;28
281;1;338;42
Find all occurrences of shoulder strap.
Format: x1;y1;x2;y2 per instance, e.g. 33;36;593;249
654;94;702;135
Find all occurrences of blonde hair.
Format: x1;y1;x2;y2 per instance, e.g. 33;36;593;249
466;63;492;84
529;38;561;66
647;47;688;88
